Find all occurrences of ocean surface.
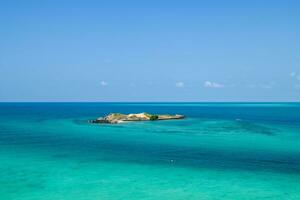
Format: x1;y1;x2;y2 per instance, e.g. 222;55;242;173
0;102;300;200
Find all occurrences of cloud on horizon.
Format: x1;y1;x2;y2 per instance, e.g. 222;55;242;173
260;81;276;89
175;81;185;88
100;81;108;86
261;84;273;89
204;81;224;88
289;72;300;89
290;72;296;77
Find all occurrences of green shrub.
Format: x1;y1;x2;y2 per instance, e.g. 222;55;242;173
149;115;159;120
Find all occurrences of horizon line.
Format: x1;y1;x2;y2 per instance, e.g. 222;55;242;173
0;101;299;103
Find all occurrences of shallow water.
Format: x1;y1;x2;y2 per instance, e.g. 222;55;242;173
0;103;300;200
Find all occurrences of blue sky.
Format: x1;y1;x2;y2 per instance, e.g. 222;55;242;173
0;0;300;102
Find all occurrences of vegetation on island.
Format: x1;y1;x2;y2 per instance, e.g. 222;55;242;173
149;115;159;120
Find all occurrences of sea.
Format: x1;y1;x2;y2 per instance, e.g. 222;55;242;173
0;102;299;200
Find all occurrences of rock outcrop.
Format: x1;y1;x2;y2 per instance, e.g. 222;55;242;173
89;112;184;124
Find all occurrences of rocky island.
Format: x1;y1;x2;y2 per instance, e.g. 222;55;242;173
89;112;185;124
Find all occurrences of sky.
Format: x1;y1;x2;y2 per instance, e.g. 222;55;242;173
0;0;300;102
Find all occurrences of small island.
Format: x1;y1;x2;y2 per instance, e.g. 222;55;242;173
89;112;185;124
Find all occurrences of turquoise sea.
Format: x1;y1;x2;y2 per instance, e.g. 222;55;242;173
0;103;300;200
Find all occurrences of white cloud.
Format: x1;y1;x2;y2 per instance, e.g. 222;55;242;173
204;81;224;88
100;81;108;86
175;81;184;88
290;72;296;77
